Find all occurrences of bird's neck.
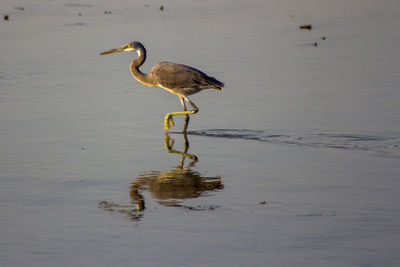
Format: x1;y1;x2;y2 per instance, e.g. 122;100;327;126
129;49;158;87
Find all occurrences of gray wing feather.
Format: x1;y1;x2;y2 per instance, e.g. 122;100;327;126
151;62;224;95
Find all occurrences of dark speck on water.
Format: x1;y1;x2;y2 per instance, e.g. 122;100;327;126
299;24;312;30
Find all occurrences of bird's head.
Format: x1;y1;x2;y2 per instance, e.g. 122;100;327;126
99;41;145;56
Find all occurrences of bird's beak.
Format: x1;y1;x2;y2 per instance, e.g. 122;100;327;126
99;47;124;55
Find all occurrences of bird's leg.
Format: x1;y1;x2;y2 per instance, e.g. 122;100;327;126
165;97;189;130
180;97;191;132
164;97;184;130
164;96;199;131
184;96;199;114
183;116;190;132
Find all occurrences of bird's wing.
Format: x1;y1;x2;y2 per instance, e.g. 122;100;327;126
151;62;223;92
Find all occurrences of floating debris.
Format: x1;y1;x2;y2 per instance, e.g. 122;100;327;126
320;36;326;40
160;5;164;11
259;201;267;205
14;7;25;11
299;24;312;30
313;42;318;47
3;15;9;21
104;11;112;14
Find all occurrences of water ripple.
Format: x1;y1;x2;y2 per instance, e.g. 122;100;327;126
186;129;400;153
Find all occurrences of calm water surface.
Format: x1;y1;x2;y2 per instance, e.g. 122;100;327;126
1;0;400;266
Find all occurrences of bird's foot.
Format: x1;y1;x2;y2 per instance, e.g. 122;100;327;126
164;115;175;131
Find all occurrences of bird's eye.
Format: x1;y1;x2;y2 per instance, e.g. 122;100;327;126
122;45;134;52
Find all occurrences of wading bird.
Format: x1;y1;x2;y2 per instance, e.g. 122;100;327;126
100;41;224;131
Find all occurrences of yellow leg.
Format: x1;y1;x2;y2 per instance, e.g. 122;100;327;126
164;96;198;131
164;110;196;131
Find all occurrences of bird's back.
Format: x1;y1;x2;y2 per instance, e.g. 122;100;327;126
151;62;224;96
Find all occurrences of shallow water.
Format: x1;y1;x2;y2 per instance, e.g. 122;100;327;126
1;0;400;266
187;129;400;153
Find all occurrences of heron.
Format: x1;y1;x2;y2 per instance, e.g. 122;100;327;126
99;41;224;131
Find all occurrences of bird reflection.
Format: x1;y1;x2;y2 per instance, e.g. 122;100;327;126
99;132;223;221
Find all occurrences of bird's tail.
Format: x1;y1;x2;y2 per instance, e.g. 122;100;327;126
209;76;224;90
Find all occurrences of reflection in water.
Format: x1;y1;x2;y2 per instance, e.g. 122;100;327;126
99;132;223;221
